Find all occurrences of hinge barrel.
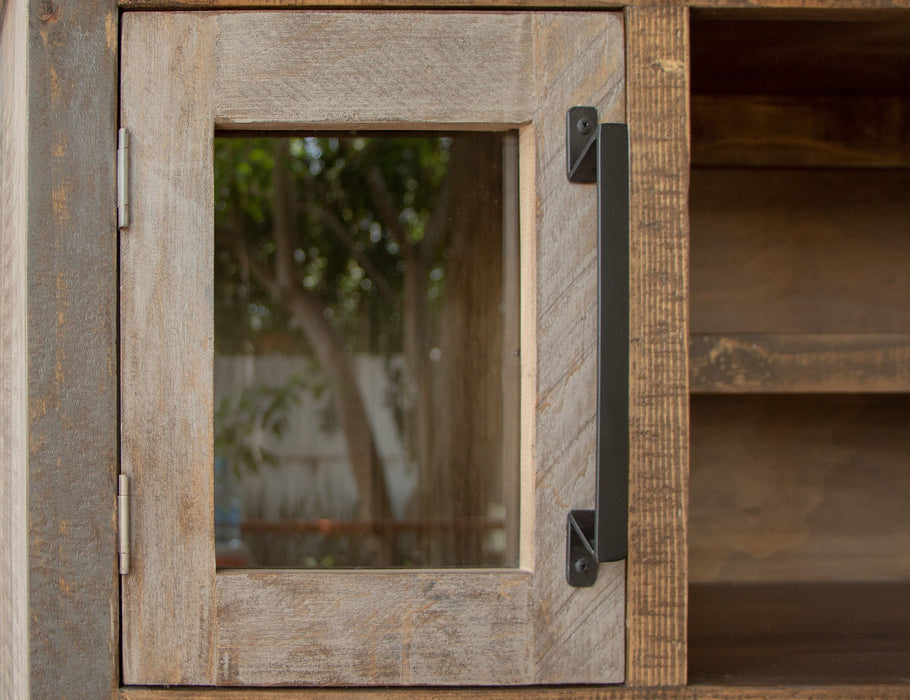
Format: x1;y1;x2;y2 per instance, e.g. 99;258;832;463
117;128;130;229
119;474;131;575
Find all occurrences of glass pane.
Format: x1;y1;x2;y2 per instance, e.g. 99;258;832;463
213;133;519;569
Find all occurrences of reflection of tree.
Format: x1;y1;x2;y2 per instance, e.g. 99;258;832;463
214;133;508;566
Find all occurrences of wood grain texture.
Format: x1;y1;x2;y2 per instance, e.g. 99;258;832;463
214;12;533;129
690;169;910;335
17;0;121;698
692;95;910;168
624;6;690;687
121;12;218;685
122;10;626;686
0;0;28;696
690;333;910;393
690;395;910;583
119;684;910;699
217;570;533;685
689;583;910;685
528;11;626;685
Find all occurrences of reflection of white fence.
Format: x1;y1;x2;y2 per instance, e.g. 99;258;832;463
214;354;414;521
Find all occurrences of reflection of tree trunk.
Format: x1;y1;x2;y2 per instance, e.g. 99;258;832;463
279;290;393;528
424;133;505;566
272;140;394;537
222;140;395;563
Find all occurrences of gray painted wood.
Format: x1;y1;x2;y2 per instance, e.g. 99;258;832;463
25;0;120;697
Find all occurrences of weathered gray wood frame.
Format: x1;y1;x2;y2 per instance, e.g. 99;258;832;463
0;1;120;697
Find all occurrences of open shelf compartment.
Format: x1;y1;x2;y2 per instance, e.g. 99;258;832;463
688;10;910;686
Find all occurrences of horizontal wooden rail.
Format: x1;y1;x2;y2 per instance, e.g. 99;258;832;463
121;684;910;699
690;333;910;394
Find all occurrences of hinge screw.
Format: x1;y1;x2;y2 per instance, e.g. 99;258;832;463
576;118;593;136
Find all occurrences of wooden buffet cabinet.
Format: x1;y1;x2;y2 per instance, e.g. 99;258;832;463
2;0;909;698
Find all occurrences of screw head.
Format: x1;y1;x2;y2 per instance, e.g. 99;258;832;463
576;118;593;136
574;557;590;573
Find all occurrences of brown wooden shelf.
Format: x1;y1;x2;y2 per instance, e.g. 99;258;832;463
689;582;910;686
689;333;910;394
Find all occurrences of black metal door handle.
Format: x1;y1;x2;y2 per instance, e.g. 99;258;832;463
565;107;629;586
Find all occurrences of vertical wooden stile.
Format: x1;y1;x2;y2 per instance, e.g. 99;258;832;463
624;5;691;687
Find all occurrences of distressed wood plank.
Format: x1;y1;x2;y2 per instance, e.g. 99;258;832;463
692;95;910;168
120;684;910;699
690;333;910;393
217;571;533;685
690;169;910;335
121;12;218;685
214;12;533;129
529;11;626;684
624;5;690;687
0;0;29;696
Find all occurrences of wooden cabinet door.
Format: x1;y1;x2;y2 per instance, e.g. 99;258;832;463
120;10;626;686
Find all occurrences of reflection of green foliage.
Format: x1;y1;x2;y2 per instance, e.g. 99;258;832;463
213;135;452;356
215;371;324;477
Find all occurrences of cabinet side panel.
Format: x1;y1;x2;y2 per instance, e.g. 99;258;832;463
624;5;690;687
21;0;120;697
0;0;29;696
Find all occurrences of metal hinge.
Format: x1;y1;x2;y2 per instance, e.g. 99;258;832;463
118;474;131;575
117;128;130;229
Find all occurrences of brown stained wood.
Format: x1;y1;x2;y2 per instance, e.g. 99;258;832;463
689;583;910;685
122;11;626;686
690;395;910;584
11;0;121;697
624;6;690;688
690;333;910;393
692;95;910;168
690;169;910;335
0;0;28;695
690;16;910;95
119;685;910;699
121;13;218;685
